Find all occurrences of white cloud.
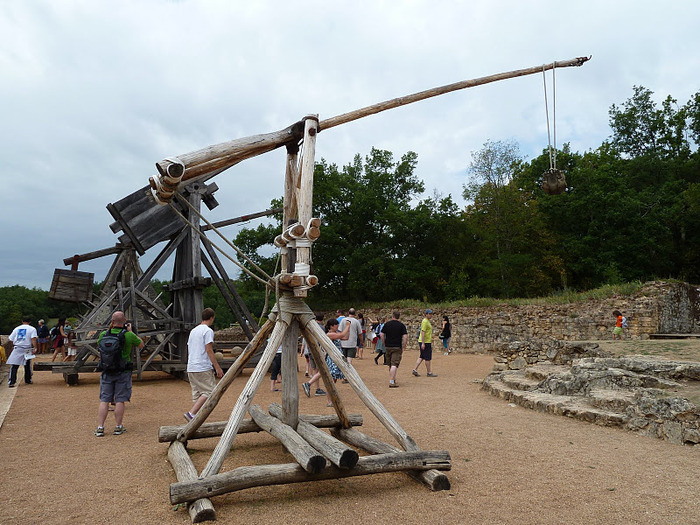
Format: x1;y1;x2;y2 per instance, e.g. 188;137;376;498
1;0;698;287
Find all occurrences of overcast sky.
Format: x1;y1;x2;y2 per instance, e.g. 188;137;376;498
1;1;699;289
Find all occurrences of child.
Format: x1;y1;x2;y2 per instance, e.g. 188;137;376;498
612;310;624;340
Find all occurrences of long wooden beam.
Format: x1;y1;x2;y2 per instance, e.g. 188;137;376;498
170;451;452;504
151;56;590;201
319;57;590;131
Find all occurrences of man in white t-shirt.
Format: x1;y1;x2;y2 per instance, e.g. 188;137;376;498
339;308;363;373
183;308;223;422
7;316;38;387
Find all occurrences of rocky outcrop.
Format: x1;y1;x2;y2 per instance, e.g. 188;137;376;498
483;356;700;445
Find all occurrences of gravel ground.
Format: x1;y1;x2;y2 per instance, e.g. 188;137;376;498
1;348;699;524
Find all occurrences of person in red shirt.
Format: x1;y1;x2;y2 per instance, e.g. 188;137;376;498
612;310;624;340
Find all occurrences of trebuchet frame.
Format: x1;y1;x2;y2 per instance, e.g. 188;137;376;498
157;57;592;522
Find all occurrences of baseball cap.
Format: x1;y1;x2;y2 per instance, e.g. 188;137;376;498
424;309;433;314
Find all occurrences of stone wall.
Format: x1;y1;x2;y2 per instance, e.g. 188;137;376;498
355;281;700;354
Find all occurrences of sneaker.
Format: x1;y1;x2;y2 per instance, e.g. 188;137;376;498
113;425;126;435
183;412;193;422
305;372;309;377
412;370;420;377
94;427;104;437
341;379;349;384
302;382;311;397
25;380;33;384
8;383;16;388
444;352;449;356
427;372;438;377
389;382;399;388
315;388;327;396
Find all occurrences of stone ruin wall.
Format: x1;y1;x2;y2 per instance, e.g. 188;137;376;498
355;281;700;354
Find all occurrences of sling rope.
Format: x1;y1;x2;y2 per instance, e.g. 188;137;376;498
542;63;558;170
167;198;271;287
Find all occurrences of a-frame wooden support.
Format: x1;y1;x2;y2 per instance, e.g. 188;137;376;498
161;293;451;522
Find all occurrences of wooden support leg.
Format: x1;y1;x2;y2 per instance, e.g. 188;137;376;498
305;319;419;452
177;319;274;442
167;441;216;523
200;317;289;477
298;321;351;428
332;427;451;491
281;319;300;429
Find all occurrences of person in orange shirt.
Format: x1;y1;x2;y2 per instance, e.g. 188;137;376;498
612;310;624;340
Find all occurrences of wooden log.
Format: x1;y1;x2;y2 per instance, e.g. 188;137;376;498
305;319;420;451
332;427;451;492
167;441;216;523
281;320;300;429
160;418;261;442
267;404;363;430
294;116;318;281
200;317;289;477
159;411;362;443
156;122;306;193
177;318;274;442
318;56;591;131
296;420;358;469
170;451;452;504
298;322;351;427
248;405;326;474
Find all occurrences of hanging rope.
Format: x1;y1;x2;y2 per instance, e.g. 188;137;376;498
541;62;567;196
542;64;556;171
166;199;271;287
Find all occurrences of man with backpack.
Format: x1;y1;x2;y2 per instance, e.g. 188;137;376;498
94;311;143;437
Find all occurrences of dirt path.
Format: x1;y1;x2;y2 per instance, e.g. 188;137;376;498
1;348;698;524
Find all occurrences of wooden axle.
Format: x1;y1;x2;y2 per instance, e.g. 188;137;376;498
170;451;452;504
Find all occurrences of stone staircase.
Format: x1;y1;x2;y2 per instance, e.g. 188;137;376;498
483;357;700;445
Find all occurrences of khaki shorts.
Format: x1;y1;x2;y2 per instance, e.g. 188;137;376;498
385;346;403;368
188;370;217;401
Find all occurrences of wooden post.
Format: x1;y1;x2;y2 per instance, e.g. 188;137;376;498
332;427;451;491
200;316;289;477
305;319;420;452
282;145;300;273
248;405;326;474
281;319;300;429
167;441;216;523
177;319;274;443
292;116;319;298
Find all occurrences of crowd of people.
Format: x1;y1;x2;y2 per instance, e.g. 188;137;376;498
3;306;631;437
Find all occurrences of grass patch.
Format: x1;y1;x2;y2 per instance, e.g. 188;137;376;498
350;281;645;311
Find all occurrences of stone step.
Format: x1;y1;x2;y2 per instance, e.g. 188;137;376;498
525;364;570;381
588;388;636;412
501;371;541;391
483;377;626;427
